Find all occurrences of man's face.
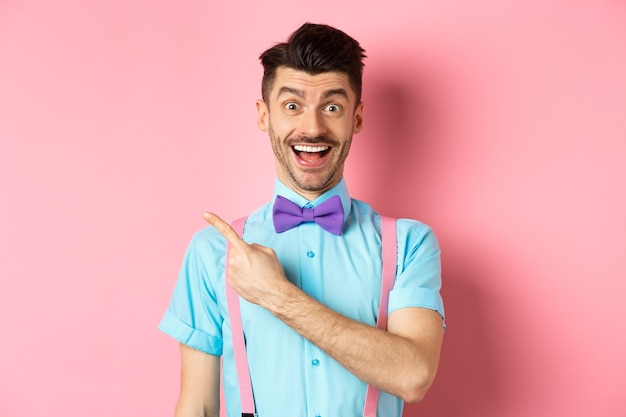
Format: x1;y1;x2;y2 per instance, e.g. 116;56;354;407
257;67;363;200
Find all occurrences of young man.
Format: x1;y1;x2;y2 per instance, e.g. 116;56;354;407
159;23;445;417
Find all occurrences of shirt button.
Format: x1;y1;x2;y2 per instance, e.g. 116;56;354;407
311;358;320;367
306;250;315;258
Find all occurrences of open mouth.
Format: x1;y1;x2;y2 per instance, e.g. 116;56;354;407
292;144;331;163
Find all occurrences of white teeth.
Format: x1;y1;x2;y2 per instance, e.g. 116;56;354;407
293;145;329;152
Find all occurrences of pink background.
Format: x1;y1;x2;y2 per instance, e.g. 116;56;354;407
1;1;625;416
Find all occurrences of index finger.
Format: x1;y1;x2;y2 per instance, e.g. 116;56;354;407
203;212;248;250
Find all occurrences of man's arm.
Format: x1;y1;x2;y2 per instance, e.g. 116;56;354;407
204;212;443;403
268;283;443;403
175;344;220;417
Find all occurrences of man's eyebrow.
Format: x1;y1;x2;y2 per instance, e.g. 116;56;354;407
322;88;349;100
277;86;304;99
276;87;349;100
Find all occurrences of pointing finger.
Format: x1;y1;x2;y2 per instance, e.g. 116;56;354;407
203;212;248;250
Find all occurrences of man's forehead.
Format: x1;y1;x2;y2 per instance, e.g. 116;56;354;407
271;67;355;99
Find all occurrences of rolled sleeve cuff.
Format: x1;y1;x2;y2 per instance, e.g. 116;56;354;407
389;287;446;327
158;310;223;356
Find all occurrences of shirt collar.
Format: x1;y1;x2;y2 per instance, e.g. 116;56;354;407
272;178;352;222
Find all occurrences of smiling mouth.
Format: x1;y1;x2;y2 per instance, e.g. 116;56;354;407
292;144;331;162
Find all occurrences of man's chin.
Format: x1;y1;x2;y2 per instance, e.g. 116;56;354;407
292;174;340;194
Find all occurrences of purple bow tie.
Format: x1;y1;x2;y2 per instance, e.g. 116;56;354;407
273;195;344;235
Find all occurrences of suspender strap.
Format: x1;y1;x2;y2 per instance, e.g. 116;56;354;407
363;215;398;417
226;217;256;416
226;215;397;417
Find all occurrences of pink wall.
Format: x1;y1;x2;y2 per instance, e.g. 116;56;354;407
1;1;625;416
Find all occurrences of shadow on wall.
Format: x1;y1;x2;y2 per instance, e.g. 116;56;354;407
352;58;505;416
350;65;444;220
408;245;504;417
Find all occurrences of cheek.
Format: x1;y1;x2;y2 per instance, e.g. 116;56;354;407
270;117;299;138
337;122;356;139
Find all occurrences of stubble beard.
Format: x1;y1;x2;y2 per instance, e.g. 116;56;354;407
268;126;352;194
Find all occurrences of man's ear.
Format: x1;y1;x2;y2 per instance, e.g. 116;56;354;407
256;100;269;132
353;102;364;133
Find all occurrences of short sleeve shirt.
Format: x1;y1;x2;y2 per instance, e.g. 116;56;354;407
159;179;445;417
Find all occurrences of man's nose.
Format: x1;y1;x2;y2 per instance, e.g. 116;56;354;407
298;110;327;138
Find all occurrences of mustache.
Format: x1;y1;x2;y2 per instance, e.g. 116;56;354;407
287;136;339;146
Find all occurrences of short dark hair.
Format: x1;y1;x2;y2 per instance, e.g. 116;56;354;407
259;23;367;103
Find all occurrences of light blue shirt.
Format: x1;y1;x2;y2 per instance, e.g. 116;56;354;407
159;179;445;417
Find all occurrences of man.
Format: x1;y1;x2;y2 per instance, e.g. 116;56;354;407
159;23;445;417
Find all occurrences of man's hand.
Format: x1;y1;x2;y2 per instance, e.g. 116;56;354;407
203;212;289;308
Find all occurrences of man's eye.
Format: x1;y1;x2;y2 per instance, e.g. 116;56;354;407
285;102;299;111
325;104;341;112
